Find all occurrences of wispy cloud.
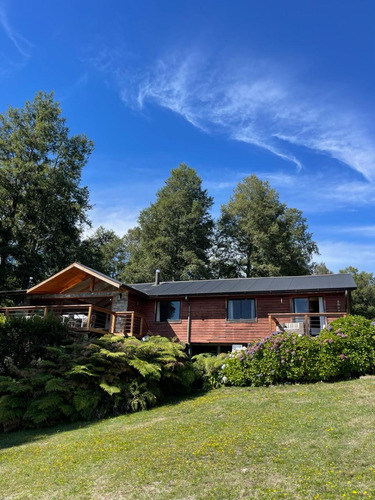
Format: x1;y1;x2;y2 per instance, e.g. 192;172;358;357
0;4;33;58
318;241;375;272
103;51;375;181
331;225;375;237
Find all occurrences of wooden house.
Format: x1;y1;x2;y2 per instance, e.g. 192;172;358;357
0;263;356;354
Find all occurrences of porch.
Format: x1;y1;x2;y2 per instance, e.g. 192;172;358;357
268;312;347;336
0;305;149;338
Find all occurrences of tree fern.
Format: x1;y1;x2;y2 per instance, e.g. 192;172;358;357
45;377;70;393
128;357;162;379
24;393;67;424
99;382;122;395
72;388;101;420
0;394;28;431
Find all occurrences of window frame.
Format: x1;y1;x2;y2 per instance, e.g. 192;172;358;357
155;300;181;323
226;298;257;323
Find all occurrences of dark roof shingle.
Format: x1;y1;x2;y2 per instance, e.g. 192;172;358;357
128;274;356;297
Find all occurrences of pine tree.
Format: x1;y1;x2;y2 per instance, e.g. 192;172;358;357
123;164;214;282
213;175;318;277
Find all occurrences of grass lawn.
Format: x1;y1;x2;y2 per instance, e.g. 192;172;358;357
0;377;374;499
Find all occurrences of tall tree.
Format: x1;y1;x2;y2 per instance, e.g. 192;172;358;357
78;226;129;279
312;262;333;275
340;267;375;319
0;92;93;289
213;175;318;278
123;164;214;282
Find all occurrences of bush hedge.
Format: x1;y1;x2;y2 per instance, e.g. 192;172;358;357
0;316;195;432
221;315;375;387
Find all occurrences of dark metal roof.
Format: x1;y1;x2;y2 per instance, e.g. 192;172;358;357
128;273;357;298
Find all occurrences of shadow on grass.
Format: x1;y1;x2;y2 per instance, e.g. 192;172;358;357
0;389;207;451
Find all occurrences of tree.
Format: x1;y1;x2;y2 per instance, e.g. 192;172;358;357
213;175;318;278
312;262;333;275
123;164;214;282
0;92;93;289
340;267;375;319
78;226;129;279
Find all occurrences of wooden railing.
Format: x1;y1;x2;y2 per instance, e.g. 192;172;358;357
0;305;149;337
113;311;150;338
268;312;347;336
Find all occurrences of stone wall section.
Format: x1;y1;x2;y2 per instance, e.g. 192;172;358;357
112;292;128;333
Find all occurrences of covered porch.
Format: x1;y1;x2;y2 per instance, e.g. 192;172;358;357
0;304;149;338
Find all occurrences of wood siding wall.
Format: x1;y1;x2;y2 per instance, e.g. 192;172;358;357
141;291;347;345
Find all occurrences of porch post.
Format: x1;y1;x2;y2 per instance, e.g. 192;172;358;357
130;312;135;336
110;313;115;334
87;305;93;329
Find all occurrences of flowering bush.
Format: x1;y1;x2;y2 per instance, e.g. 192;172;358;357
318;315;375;379
221;315;375;387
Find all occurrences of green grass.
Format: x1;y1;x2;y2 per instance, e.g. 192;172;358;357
1;378;375;499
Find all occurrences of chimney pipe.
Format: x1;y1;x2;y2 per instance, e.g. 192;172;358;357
155;269;160;285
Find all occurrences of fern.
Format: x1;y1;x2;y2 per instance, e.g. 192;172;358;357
98;348;128;360
128;357;162;379
0;394;27;431
24;393;67;424
127;381;157;412
45;377;70;393
72;389;101;419
67;365;98;378
99;382;122;395
0;377;31;394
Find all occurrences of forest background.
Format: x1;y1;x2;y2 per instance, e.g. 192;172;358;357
0;93;374;318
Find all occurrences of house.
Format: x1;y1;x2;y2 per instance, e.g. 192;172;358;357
0;263;356;355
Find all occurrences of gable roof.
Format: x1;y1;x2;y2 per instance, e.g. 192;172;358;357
27;262;128;294
26;263;357;298
129;274;356;298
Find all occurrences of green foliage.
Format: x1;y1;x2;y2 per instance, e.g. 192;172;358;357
213;174;318;278
0;314;69;375
311;262;333;274
221;316;375;386
78;226;129;279
123;163;214;282
192;353;226;389
0;319;193;431
0;91;93;289
340;267;375;319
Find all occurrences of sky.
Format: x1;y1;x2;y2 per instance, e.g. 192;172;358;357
0;0;374;273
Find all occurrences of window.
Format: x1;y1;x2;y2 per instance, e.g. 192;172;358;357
156;300;181;322
227;299;256;321
293;296;325;333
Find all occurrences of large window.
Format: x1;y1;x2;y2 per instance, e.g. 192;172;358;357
227;299;256;321
156;300;181;322
293;296;325;333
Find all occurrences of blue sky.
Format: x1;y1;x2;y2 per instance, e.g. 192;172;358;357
1;0;375;272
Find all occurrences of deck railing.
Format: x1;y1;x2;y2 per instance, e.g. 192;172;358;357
113;311;149;337
268;312;347;336
0;305;149;337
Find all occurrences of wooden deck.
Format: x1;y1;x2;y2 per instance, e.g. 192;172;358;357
268;312;347;336
0;305;149;338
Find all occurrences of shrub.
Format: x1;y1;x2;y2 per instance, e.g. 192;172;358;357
0;314;69;375
222;315;375;387
192;353;227;389
0;317;195;432
317;315;375;379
